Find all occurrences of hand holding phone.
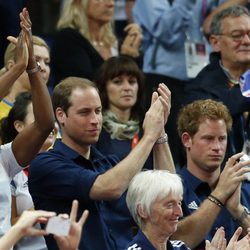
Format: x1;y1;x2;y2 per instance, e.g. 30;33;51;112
46;216;71;236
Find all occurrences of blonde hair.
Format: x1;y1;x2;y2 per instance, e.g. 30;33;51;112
57;0;116;47
0;36;49;76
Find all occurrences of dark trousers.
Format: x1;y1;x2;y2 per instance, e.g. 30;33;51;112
145;73;187;167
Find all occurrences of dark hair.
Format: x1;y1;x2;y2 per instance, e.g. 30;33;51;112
0;92;32;144
52;76;98;115
94;56;145;121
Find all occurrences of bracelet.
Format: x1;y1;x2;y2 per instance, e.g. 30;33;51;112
155;133;168;144
207;194;224;208
26;62;41;74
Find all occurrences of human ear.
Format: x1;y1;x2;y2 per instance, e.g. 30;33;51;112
14;120;25;133
137;204;148;219
56;107;66;127
181;132;192;149
6;60;15;70
209;35;221;52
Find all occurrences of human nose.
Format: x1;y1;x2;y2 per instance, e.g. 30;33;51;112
212;139;222;151
241;33;250;44
123;80;132;90
38;60;48;72
174;204;183;217
90;112;100;124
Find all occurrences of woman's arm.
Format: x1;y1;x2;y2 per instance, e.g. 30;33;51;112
0;210;55;250
12;8;54;166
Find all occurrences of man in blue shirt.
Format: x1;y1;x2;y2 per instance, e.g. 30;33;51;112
173;99;250;250
29;77;173;250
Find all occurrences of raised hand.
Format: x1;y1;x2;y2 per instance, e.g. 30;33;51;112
6;32;28;70
156;83;171;126
121;23;142;58
205;227;226;250
13;210;56;237
19;8;36;70
226;227;250;250
54;200;89;250
212;152;250;205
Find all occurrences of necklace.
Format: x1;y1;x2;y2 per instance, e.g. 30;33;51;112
92;40;104;47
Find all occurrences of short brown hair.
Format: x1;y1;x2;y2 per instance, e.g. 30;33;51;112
177;99;232;137
52;76;98;115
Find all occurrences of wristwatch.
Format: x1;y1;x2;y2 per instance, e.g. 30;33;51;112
235;206;250;223
26;62;41;74
155;133;168;144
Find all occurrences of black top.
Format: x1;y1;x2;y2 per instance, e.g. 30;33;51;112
50;27;104;86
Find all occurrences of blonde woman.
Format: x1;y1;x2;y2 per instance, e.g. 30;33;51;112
0;35;50;120
50;0;142;85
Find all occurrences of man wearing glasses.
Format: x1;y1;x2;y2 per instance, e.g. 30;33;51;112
184;4;250;161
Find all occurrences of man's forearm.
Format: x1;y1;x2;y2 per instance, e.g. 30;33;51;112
153;134;175;173
229;205;250;235
171;198;222;248
90;134;156;200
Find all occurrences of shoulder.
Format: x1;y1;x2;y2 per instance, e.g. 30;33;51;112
0;142;21;177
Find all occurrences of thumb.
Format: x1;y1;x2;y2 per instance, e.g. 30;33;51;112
205;240;211;249
151;91;158;105
7;36;17;45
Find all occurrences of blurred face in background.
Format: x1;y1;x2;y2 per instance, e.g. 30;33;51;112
106;74;139;114
15;102;57;152
8;44;50;92
87;0;115;25
33;44;50;84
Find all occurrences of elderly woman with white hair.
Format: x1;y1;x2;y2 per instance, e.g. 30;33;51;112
125;170;187;250
125;170;250;250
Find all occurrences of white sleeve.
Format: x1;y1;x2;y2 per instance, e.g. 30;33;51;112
0;142;22;178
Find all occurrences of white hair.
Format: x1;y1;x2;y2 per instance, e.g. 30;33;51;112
126;170;183;228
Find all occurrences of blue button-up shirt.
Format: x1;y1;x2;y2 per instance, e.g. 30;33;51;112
133;0;226;80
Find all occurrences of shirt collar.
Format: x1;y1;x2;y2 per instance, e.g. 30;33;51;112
219;60;240;85
179;167;206;192
53;139;105;162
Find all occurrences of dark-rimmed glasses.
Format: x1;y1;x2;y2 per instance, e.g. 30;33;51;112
216;30;250;42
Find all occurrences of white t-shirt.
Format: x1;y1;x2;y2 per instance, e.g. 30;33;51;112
11;172;47;250
0;143;22;236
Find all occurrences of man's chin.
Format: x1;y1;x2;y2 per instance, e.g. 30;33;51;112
206;162;221;172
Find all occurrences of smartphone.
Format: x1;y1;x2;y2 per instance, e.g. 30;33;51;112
46;216;71;236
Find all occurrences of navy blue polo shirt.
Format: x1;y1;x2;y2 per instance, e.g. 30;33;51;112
29;139;119;250
177;167;250;250
125;230;190;250
94;128;153;249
